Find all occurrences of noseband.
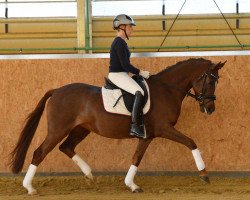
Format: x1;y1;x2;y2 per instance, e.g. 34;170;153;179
187;71;219;105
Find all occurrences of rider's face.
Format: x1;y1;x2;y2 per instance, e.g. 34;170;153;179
125;25;134;37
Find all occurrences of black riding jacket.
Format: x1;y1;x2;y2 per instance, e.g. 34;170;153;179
109;37;140;75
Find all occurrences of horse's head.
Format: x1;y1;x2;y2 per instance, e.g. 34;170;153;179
190;60;226;115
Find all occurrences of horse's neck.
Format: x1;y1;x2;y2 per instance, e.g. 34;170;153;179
154;62;204;100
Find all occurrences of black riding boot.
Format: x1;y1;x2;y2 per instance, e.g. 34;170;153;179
130;91;146;138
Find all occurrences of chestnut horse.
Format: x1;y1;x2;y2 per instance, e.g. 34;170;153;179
10;58;226;195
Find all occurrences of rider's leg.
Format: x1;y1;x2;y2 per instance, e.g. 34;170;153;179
130;91;145;138
108;72;144;95
108;72;146;138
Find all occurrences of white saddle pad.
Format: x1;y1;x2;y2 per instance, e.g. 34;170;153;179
101;81;150;116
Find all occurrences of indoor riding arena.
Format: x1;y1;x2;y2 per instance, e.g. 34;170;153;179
0;0;249;200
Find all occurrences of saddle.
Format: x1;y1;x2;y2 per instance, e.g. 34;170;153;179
103;75;149;114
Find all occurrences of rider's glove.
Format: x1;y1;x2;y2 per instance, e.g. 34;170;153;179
139;70;150;79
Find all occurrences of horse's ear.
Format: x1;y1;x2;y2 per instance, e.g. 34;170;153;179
219;60;227;69
212;61;227;70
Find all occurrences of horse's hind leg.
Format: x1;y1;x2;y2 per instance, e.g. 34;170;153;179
160;126;210;183
59;126;92;179
125;138;152;192
23;128;69;195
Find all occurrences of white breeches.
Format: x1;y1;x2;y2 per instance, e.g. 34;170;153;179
108;72;144;95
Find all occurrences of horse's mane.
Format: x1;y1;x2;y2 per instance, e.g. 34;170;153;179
157;58;212;74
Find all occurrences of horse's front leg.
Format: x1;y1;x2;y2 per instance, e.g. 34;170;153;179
125;138;152;193
159;125;210;183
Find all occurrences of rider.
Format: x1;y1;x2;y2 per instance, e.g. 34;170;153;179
108;14;150;139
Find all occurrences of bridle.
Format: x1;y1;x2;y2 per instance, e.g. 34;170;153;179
187;71;219;106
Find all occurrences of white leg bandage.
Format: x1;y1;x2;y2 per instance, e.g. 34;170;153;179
23;164;37;195
192;149;205;171
125;165;139;191
72;154;92;179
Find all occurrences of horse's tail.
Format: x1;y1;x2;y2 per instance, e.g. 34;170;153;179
9;89;56;174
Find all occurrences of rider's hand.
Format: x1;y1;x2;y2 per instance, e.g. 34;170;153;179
139;70;150;79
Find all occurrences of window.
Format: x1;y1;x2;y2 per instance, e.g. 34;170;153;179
0;3;5;17
1;0;250;18
0;0;76;18
92;0;250;17
92;0;162;16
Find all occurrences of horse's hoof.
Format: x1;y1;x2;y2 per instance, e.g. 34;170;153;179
86;173;93;180
133;188;144;193
28;189;38;196
84;174;94;186
200;175;210;184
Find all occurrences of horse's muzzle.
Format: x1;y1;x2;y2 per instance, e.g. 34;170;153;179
200;105;215;115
